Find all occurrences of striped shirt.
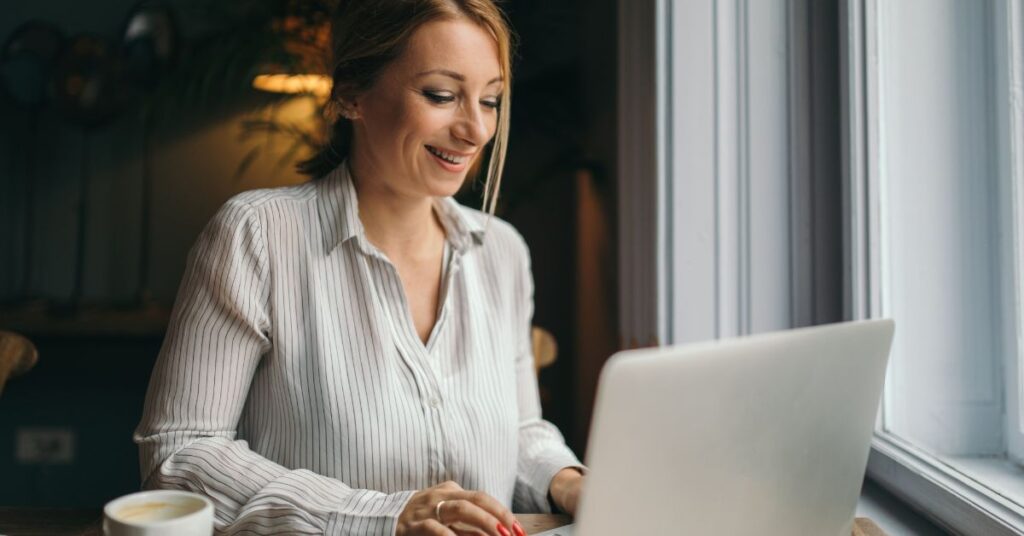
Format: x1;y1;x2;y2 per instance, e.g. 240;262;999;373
133;162;582;535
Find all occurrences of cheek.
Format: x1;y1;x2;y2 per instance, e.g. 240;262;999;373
383;98;448;139
407;105;452;137
364;93;423;143
374;103;414;139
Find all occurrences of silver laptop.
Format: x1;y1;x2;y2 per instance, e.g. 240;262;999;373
539;319;894;536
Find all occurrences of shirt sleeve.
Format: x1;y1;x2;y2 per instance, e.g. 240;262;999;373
510;237;586;513
133;197;414;535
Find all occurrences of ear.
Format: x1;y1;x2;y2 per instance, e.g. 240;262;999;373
339;100;361;120
331;83;363;120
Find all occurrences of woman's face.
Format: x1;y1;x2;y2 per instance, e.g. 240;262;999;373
348;18;503;199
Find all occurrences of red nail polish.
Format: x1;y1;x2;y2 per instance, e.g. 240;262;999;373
513;521;526;536
497;523;512;536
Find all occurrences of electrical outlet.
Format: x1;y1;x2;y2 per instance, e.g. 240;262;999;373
15;427;76;464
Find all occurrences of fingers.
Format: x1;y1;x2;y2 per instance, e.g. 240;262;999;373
439;480;464;491
439;490;526;536
438;499;507;536
452;490;517;533
402;482;520;536
416;519;458;536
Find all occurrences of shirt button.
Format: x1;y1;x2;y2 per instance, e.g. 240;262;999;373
429;397;442;408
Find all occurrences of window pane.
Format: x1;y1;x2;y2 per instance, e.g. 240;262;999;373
877;0;1003;455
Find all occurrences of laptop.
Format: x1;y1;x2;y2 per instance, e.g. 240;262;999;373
537;319;894;536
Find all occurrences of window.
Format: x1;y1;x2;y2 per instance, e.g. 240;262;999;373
619;0;1024;532
847;0;1024;532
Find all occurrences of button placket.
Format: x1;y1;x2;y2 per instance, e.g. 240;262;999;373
426;248;463;484
355;245;448;482
363;235;464;483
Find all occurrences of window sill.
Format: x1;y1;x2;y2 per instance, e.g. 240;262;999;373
857;478;946;535
943;456;1024;512
867;432;1024;535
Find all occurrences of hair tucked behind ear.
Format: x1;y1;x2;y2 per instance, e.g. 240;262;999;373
298;0;515;216
299;112;352;179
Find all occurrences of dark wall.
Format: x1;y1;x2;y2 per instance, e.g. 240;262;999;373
0;336;161;506
497;0;619;453
0;0;315;307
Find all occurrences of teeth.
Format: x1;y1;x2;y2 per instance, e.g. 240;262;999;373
427;146;466;165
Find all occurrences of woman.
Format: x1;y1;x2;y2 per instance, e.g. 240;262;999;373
133;1;585;535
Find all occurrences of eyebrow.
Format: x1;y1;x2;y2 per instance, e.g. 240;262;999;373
416;69;503;85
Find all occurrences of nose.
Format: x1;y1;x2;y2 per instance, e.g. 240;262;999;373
452;101;491;148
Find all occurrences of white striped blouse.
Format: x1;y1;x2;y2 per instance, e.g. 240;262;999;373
133;162;582;535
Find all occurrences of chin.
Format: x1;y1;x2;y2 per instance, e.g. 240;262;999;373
426;175;468;198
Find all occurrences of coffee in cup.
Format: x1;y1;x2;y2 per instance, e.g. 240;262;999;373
103;490;213;536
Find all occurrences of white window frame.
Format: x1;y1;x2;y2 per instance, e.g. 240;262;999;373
622;0;1024;532
996;0;1024;467
843;0;1024;533
618;0;799;349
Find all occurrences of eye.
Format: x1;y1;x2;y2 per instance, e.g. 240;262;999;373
422;90;455;104
482;98;501;110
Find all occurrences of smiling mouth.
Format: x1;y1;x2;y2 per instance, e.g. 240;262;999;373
426;145;470;165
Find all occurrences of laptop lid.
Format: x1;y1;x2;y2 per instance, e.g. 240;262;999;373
575;319;894;536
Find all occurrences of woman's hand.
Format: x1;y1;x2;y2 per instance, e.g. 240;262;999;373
548;468;585;516
397;480;526;536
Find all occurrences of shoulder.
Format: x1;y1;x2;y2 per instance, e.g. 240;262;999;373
209;181;319;233
221;181;318;216
201;182;318;246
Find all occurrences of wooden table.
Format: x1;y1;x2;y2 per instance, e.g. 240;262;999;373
0;509;887;535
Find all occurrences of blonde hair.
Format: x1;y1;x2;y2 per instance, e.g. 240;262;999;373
300;0;515;216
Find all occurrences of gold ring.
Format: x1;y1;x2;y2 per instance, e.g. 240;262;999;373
435;500;447;523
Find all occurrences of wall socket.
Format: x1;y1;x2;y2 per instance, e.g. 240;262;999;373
15;427;76;464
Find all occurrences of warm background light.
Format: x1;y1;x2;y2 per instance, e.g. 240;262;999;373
252;73;331;99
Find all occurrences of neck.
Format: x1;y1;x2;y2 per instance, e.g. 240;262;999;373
348;157;444;259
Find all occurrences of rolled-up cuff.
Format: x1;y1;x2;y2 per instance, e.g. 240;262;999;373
325;488;416;536
517;445;586;513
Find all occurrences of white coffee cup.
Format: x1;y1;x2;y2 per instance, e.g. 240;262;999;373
103;490;214;536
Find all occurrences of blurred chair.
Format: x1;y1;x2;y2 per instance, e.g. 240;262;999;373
532;326;557;373
0;330;38;396
532;326;558;406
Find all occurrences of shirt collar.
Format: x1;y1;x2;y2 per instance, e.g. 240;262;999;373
316;161;364;253
433;196;486;252
317;160;486;254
